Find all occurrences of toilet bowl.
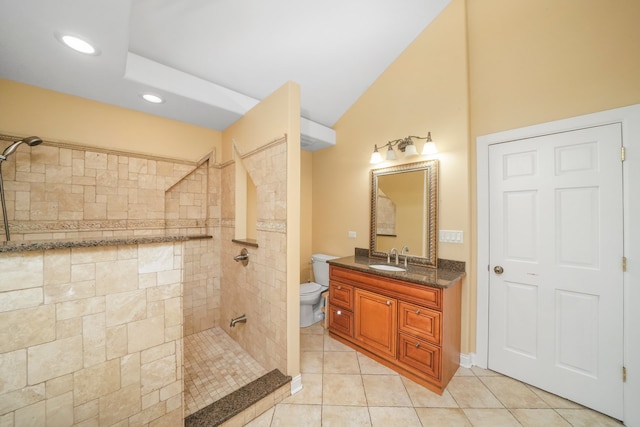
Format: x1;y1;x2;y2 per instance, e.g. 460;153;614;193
300;253;338;327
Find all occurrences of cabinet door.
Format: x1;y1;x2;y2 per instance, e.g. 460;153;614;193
354;289;397;357
398;333;441;380
398;302;441;345
328;304;353;337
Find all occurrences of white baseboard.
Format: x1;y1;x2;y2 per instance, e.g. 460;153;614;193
290;374;303;395
459;353;474;369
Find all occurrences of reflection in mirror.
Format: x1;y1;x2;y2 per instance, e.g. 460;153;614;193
370;160;438;267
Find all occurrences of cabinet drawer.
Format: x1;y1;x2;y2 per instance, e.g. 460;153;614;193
330;266;442;310
398;333;441;380
328;304;353;337
398;302;441;345
329;282;353;310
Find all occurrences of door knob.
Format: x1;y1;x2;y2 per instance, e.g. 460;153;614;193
494;265;504;274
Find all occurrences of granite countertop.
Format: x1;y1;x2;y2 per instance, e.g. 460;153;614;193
0;234;212;253
328;255;465;289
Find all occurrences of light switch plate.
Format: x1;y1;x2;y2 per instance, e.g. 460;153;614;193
348;231;356;238
439;230;463;243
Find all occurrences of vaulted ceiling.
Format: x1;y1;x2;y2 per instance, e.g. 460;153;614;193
0;0;450;149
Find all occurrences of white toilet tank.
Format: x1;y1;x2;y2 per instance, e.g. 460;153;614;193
311;253;338;286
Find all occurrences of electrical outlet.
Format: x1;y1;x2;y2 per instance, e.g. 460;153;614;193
439;230;463;243
348;231;357;238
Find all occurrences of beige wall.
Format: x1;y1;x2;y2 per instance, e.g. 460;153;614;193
313;0;640;355
313;0;471;348
222;81;299;162
467;0;640;138
0;79;221;162
300;150;313;282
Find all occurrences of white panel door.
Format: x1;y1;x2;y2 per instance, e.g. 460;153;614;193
488;124;624;419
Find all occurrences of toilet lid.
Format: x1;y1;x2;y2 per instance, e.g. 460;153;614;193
300;282;322;295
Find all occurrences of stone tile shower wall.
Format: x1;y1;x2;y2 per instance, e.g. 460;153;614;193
221;138;288;375
165;162;221;335
0;135;203;240
0;134;223;334
0;242;184;426
182;238;219;335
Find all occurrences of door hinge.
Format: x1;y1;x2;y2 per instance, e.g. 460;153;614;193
623;257;627;272
621;146;626;161
623;366;627;382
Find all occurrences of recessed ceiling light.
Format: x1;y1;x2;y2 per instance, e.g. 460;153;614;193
141;93;164;104
56;33;100;55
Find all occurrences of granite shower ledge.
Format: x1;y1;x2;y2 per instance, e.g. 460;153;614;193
0;234;212;253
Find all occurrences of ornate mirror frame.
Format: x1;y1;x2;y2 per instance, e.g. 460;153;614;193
370;160;439;267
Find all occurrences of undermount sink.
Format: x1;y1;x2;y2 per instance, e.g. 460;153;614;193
369;264;406;272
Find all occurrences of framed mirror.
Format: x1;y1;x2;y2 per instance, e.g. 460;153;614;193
370;160;438;267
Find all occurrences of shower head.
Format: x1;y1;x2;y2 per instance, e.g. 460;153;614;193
1;136;42;159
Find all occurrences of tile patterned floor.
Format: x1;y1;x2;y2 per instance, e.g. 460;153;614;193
244;322;623;427
184;327;268;416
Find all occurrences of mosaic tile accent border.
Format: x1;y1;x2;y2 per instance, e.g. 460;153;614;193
256;220;286;233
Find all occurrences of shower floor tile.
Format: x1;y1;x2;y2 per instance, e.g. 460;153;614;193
184;327;268;416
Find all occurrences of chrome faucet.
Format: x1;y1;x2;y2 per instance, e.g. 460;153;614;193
389;248;399;265
401;246;410;268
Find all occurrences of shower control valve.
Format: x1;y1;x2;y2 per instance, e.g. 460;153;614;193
234;248;249;266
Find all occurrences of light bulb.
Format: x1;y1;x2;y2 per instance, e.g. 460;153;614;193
59;34;99;55
421;142;438;155
141;94;164;104
404;144;418;157
386;147;397;161
370;148;383;164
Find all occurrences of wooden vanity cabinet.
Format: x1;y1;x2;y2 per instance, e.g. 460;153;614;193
328;265;461;395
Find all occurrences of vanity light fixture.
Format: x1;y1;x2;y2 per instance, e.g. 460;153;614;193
141;93;164;104
370;133;437;164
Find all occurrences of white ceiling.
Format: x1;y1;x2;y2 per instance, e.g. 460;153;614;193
0;0;450;150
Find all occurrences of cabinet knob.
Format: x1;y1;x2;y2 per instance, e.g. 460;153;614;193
415;309;421;315
386;300;391;306
336;310;342;315
337;286;342;290
415;343;420;349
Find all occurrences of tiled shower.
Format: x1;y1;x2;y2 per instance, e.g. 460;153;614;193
0;134;291;425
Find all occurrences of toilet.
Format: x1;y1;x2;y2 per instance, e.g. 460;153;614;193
300;253;338;327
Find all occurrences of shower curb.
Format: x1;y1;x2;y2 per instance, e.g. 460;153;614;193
185;369;291;426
